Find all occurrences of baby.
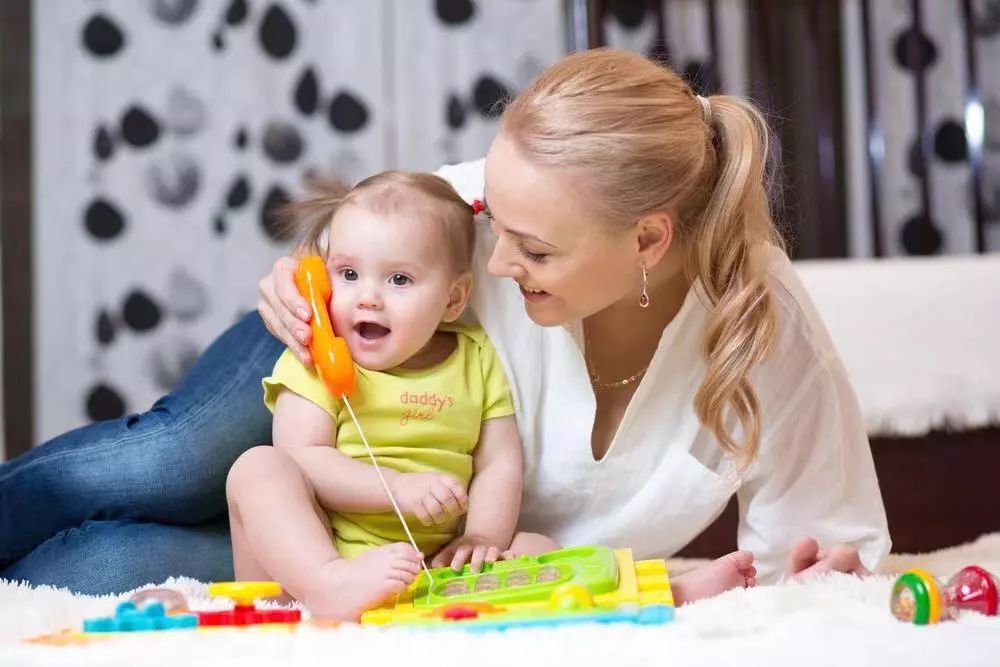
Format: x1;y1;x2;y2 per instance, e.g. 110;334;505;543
226;171;524;620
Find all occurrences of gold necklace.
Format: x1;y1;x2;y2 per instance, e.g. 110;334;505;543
585;343;651;390
587;362;650;390
583;326;651;391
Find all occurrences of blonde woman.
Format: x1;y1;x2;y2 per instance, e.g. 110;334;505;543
0;49;887;593
260;49;890;585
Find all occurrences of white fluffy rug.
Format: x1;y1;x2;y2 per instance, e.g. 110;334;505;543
3;535;1000;667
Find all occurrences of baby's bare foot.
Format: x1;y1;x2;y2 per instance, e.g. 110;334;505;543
671;550;756;605
304;543;423;621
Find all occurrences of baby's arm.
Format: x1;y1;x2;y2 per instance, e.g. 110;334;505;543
431;415;523;571
274;390;468;522
273;389;392;512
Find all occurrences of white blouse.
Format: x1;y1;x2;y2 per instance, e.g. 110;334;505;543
437;160;891;584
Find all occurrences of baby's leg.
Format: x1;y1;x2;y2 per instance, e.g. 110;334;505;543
225;446;423;620
226;446;335;593
670;551;757;605
228;489;272;583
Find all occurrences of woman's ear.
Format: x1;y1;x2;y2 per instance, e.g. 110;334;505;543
635;211;674;268
442;272;474;322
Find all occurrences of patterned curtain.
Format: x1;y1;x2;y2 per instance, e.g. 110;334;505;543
842;0;1000;256
33;0;565;442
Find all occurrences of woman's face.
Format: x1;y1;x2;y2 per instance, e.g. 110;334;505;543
483;132;642;327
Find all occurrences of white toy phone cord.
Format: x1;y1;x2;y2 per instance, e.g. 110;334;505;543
341;395;434;590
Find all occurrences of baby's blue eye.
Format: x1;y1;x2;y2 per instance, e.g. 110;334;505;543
341;268;358;281
390;273;411;286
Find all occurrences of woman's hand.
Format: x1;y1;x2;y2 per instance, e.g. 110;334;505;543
258;256;314;364
786;537;872;579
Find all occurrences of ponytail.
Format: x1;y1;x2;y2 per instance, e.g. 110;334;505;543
690;95;784;469
277;176;351;255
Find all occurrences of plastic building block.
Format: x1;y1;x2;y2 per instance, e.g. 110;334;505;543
129;587;188;613
83;601;198;633
198;581;302;626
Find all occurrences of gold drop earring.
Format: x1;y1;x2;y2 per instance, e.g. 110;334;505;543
639;264;650;308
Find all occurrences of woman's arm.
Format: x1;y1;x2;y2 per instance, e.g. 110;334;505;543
736;356;891;584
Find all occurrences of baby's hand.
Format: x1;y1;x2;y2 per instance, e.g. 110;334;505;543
430;535;510;573
388;472;468;527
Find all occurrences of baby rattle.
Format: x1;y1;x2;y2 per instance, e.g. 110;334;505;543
891;565;998;624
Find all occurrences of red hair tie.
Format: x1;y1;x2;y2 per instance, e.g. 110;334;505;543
471;199;488;215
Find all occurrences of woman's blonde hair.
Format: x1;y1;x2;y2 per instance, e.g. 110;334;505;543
282;170;475;274
501;48;784;467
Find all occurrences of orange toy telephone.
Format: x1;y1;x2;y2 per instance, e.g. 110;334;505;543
294;256;356;398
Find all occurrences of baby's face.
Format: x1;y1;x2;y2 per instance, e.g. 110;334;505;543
325;204;463;371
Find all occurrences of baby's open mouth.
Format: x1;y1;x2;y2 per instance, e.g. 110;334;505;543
354;322;391;340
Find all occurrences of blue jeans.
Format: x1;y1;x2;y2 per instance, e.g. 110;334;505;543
0;313;284;594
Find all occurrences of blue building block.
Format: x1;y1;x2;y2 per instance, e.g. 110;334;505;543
83;601;198;633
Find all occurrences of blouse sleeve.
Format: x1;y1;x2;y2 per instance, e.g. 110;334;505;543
736;353;891;584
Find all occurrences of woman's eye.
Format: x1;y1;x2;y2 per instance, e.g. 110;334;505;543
517;245;548;263
389;273;411;286
340;268;358;281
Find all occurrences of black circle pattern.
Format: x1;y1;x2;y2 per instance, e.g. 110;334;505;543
94;126;115;162
226;175;251;209
86;384;127;421
900;214;943;255
262;121;304;163
84;199;126;241
226;0;249;26
259;5;297;60
122;290;164;331
435;0;476;26
82;14;125;58
261;185;292;241
328;91;370;133
234;127;249;150
96;311;115;346
607;0;647;29
893;26;938;72
446;94;466;130
120;106;161;148
933;119;968;163
294;67;320;116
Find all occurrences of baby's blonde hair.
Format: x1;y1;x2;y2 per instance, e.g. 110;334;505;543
285;170;475;274
501;48;784;468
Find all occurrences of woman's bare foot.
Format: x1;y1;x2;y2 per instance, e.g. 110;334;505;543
787;537;871;580
671;550;757;605
303;543;423;621
502;532;561;559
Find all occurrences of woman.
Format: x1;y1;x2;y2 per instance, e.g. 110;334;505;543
0;49;887;593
